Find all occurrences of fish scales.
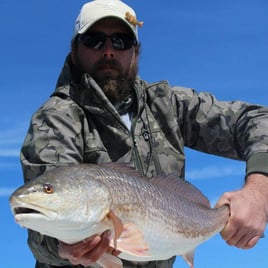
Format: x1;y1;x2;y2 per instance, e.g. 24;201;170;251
54;163;228;259
90;165;185;228
87;164;226;238
9;163;229;268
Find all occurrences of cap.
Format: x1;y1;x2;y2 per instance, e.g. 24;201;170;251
73;0;142;41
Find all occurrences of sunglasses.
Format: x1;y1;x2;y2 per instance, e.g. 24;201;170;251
78;32;137;51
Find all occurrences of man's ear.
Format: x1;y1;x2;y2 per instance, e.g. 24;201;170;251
71;49;77;65
71;39;78;65
134;43;141;61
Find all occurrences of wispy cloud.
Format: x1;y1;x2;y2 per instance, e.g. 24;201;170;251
0;187;15;197
187;165;244;180
0;162;20;170
0;122;27;158
0;149;20;158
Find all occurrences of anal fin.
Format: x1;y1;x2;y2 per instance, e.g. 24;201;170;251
182;249;195;268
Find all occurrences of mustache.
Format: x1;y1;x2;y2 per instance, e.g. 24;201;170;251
95;59;122;71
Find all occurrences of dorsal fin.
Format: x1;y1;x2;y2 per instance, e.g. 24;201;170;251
151;174;211;208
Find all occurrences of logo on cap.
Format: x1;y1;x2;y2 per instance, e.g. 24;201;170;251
125;12;143;28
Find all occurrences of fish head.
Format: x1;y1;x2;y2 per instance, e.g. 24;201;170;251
9;166;113;243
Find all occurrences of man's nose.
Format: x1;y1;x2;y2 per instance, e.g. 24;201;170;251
102;39;114;58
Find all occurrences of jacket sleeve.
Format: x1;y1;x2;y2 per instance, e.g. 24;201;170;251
20;97;85;266
172;86;268;175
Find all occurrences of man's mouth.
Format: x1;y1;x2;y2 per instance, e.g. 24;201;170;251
96;59;122;72
98;64;118;71
97;67;120;78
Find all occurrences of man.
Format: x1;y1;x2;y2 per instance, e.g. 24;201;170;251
21;0;268;267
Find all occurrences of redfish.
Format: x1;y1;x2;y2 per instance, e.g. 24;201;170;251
10;163;229;267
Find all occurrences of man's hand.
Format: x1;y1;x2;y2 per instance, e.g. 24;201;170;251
58;230;119;266
215;173;268;249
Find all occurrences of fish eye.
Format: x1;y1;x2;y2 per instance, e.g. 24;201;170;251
43;183;54;194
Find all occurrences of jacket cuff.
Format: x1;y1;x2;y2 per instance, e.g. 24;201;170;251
246;152;268;176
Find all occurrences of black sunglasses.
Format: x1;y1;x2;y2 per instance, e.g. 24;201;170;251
78;32;137;51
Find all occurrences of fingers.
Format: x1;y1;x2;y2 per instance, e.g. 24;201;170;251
107;246;121;256
216;190;266;250
58;230;112;266
222;226;262;249
83;231;112;263
59;235;101;256
245;236;261;249
221;215;264;249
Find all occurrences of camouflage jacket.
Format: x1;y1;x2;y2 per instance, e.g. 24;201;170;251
21;55;268;267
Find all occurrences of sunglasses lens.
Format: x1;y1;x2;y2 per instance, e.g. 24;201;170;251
111;33;135;50
80;33;106;49
79;32;136;50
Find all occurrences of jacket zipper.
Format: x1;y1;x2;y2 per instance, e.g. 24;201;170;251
130;114;144;175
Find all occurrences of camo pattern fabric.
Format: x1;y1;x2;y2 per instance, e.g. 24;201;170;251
21;55;268;267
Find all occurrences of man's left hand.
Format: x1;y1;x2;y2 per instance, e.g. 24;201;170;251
215;173;268;249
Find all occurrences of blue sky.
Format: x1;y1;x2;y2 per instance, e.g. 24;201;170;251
1;0;268;267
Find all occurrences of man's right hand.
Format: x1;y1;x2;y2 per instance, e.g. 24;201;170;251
58;230;114;266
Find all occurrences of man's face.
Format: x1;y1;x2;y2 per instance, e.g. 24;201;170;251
72;18;139;104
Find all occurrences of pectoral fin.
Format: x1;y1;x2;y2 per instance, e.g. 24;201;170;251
107;210;150;257
107;210;124;249
116;222;150;257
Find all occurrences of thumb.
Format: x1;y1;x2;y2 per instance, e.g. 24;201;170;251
214;192;232;209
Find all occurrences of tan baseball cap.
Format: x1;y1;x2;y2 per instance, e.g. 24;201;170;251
73;0;141;40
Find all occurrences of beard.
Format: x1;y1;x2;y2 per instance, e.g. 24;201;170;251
73;56;138;105
94;58;138;105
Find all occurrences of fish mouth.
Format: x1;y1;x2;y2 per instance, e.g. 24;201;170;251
13;206;41;216
11;202;57;220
